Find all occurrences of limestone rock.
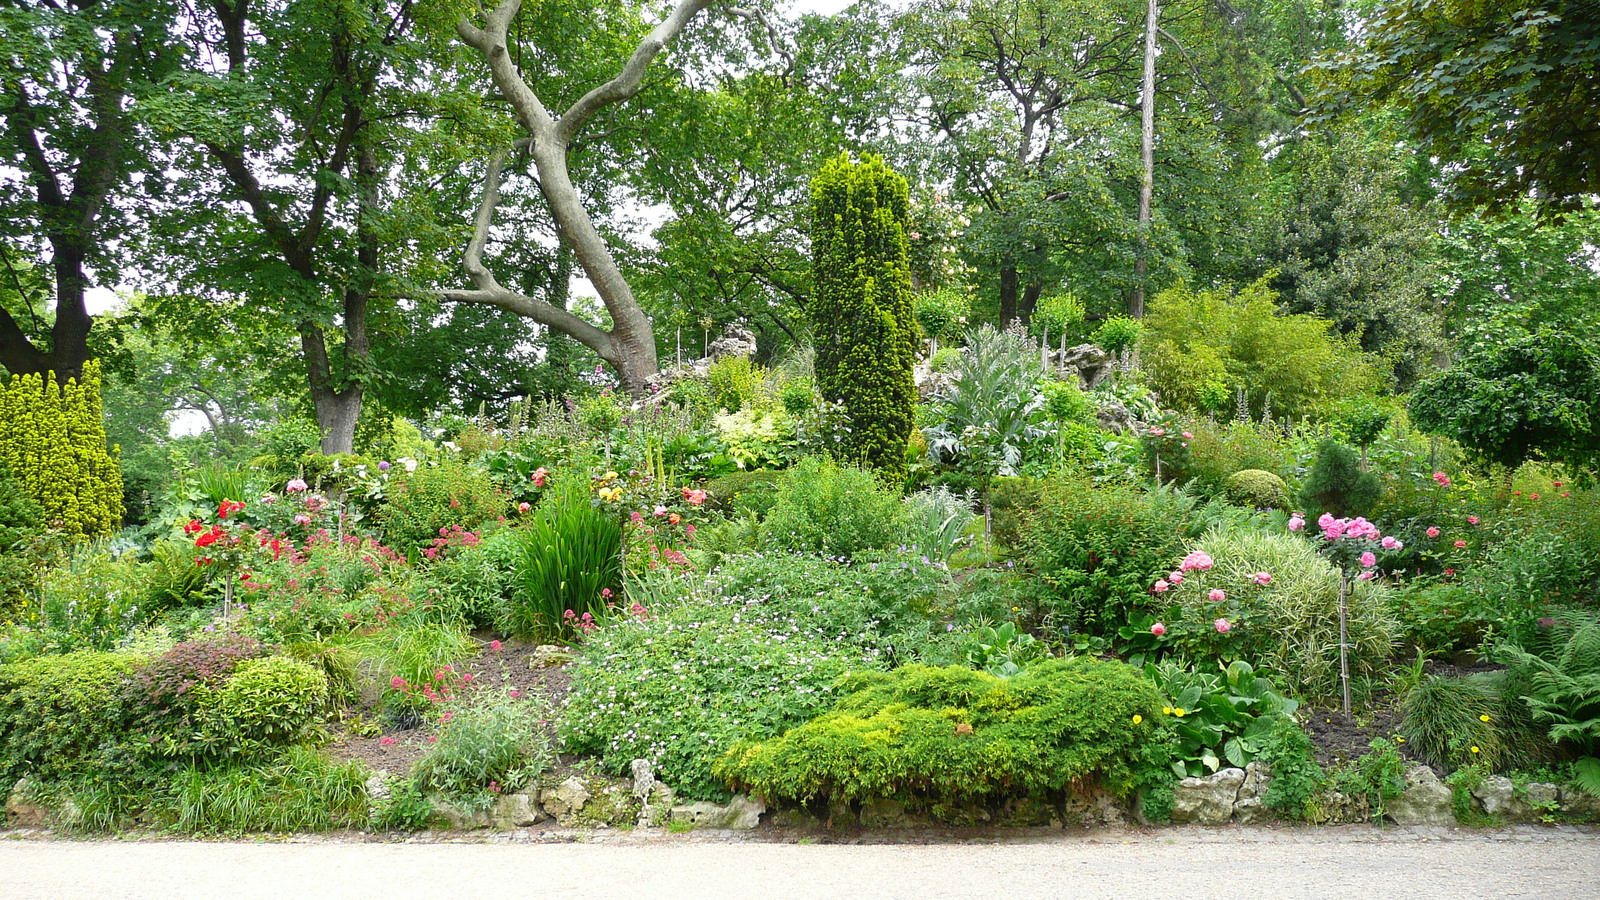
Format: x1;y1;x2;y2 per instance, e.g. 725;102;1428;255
1232;798;1268;825
541;776;591;819
630;759;676;827
1171;767;1246;825
530;645;572;669
1239;761;1272;801
429;797;490;829
1095;399;1136;435
491;791;542;828
1472;776;1524;820
1387;765;1455;827
6;779;46;827
1559;787;1600;821
705;324;758;361
669;794;766;830
364;773;391;804
859;798;909;829
1058;343;1113;389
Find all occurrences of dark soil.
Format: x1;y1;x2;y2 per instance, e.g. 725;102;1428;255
325;637;574;778
1301;705;1400;769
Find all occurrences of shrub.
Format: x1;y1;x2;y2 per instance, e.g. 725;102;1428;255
0;458;45;619
1094;316;1141;356
1018;478;1204;636
200;656;329;755
376;458;505;556
1176;419;1293;498
810;152;918;480
901;487;978;564
708;355;765;413
712;407;792;471
0;651;134;784
1139;279;1385;421
913;286;971;345
503;485;623;641
1257;716;1325;820
1161;529;1399;702
1225;470;1290;510
411;528;518;629
124;633;265;760
411;690;551;813
1146;659;1299;777
761;456;908;560
702;469;788;516
1298;440;1381;518
0;361;124;536
562;552;947;800
31;545;150;651
715;659;1173;812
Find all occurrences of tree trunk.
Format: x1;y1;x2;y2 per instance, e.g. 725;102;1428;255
1132;0;1159;320
1020;281;1042;325
998;264;1019;326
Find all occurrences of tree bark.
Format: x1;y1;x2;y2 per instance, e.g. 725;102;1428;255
998;264;1019;326
1131;0;1159;320
451;0;714;395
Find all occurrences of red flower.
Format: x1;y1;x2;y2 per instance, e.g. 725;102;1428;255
195;530;221;548
183;519;204;535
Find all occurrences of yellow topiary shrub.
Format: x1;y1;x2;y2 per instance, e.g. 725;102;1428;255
0;361;124;537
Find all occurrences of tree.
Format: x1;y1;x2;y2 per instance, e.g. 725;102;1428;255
1306;0;1600;217
445;0;728;395
1410;329;1600;476
0;0;181;381
809;152;916;480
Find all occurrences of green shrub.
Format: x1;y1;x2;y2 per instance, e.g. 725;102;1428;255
1163;528;1399;703
30;543;151;652
411;528;518;629
411;690;551;813
562;552;947;800
1139;279;1385;421
0;361;124;537
810;152;918;480
702;469;788;516
715;659;1174;812
1329;738;1408;823
138;539;212;613
376;458;505;556
1146;659;1299;778
921;325;1048;481
124;633;265;760
761;456;908;559
1176;419;1293;498
708;355;765;413
1299;440;1381;518
1094;316;1141;356
986;476;1044;552
1257;716;1325;820
901;486;978;564
370;775;438;831
0;651;134;784
200;656;329;756
913;286;971;345
1029;293;1087;344
0;458;44;618
355;621;475;723
503;485;623;640
1225;469;1290;510
1018;478;1204;636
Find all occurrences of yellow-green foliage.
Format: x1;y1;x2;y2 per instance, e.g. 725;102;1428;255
716;658;1173;808
1140;279;1385;421
0;651;135;784
0;362;124;536
1225;469;1291;510
810;152;917;480
200;656;329;755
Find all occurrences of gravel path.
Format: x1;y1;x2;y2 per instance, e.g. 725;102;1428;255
3;826;1598;899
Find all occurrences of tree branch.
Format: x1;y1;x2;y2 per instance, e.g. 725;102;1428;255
555;0;717;145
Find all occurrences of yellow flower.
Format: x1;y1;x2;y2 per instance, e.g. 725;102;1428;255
1132;715;1143;725
1396;736;1405;743
1173;708;1186;717
1162;707;1173;715
1470;746;1480;754
603;471;618;481
1480;714;1491;722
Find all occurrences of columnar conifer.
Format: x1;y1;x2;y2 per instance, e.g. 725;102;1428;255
0;361;124;536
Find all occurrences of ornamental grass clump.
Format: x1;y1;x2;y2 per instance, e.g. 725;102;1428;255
411;689;551;813
715;658;1174;816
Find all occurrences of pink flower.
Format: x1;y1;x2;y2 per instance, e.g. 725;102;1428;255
654;505;669;517
1214;618;1231;634
518;502;531;513
427;735;437;743
1433;472;1451;486
1208;588;1227;602
1250;572;1272;586
294;514;311;526
1181;431;1193;440
379;737;397;747
1467;515;1480;525
509;690;521;698
682;487;707;506
1180;551;1214;572
391;676;407;690
490;640;502;652
286;477;308;492
1360;551;1376;568
532;467;549;488
439;711;453;724
1150;622;1167;637
1454;540;1467;548
1288;514;1305;532
1168;571;1184;585
1153;579;1170;593
1150;427;1166;436
1531;493;1541;500
1357;570;1376;581
1381;536;1401;550
1427;526;1441;538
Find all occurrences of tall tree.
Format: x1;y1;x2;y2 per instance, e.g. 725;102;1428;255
0;0;180;381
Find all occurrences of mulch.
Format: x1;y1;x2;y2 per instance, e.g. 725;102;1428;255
325;636;575;778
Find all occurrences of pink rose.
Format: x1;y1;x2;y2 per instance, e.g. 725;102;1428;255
1467;515;1479;525
1357;570;1376;581
1152;579;1170;593
1180;551;1214;572
1208;588;1226;602
1168;571;1184;585
654;505;669;517
294;514;311;526
1250;572;1272;586
1150;622;1167;637
1427;526;1440;538
1288;514;1305;532
1381;536;1401;550
1433;471;1451;486
1214;618;1231;634
1360;551;1376;568
286;477;308;493
1181;431;1193;440
1454;540;1467;548
518;502;531;513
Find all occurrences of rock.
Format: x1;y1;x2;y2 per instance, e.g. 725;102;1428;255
5;778;46;827
1171;768;1246;825
429;797;490;829
1387;765;1456;827
490;791;542;828
364;773;391;804
1239;761;1272;801
1522;782;1559;814
913;363;956;400
541;776;591;819
1232;798;1268;825
1559;787;1600;821
669;794;766;830
705;324;758;361
630;759;676;827
859;798;909;829
1095;399;1136;435
1472;776;1524;820
1058;343;1113;389
530;645;572;669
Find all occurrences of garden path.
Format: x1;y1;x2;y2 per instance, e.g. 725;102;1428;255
2;825;1596;899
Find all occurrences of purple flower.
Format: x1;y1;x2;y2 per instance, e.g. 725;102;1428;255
378;461;390;471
